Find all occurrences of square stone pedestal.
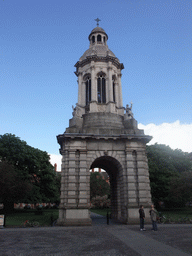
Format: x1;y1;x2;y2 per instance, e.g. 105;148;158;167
57;209;92;226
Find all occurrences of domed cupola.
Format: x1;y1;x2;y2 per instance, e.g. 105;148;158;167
79;26;118;62
73;22;125;122
88;26;108;45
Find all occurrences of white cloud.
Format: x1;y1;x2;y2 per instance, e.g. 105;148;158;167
138;120;192;153
49;154;62;172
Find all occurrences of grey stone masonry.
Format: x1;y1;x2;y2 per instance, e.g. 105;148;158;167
57;113;152;225
57;26;153;225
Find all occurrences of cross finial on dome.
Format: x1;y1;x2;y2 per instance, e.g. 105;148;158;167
95;18;101;27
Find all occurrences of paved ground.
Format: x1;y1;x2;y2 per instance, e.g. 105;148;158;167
0;214;192;256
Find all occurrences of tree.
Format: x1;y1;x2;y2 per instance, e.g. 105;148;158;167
169;171;192;207
0;160;32;212
147;143;192;208
0;133;60;212
90;172;110;199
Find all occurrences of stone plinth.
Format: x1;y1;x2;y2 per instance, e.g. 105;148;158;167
57;209;92;226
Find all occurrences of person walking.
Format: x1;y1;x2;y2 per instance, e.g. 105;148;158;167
139;205;146;231
150;205;158;231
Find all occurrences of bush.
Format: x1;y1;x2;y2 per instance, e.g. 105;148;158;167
91;195;110;209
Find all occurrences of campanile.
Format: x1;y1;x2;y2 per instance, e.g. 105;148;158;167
57;22;152;225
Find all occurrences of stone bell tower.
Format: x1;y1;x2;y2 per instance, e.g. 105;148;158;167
57;22;152;226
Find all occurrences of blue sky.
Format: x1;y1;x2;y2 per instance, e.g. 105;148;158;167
1;0;191;169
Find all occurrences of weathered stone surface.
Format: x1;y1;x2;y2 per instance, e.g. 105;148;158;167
57;26;153;226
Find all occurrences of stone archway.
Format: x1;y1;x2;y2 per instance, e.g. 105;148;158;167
57;133;152;226
90;156;125;222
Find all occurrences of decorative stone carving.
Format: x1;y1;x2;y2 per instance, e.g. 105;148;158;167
72;104;82;118
125;102;134;119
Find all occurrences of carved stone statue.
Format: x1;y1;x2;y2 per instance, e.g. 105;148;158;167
72;105;80;117
125;102;134;119
72;105;76;116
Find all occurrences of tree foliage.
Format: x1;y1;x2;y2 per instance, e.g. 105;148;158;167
147;143;192;208
0;160;32;212
0;133;60;212
90;172;110;199
169;171;192;207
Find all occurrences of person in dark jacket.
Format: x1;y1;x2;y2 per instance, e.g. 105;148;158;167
139;205;146;231
150;204;158;231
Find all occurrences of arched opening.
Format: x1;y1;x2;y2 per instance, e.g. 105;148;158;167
90;156;126;223
92;36;95;43
97;34;101;42
90;168;110;212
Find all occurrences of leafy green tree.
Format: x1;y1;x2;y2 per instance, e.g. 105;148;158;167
0;133;60;212
169;171;192;207
0;160;32;212
90;172;110;199
147;143;192;208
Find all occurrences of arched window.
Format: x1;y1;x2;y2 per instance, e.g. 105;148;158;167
97;74;106;103
97;34;101;42
85;76;91;106
92;36;95;43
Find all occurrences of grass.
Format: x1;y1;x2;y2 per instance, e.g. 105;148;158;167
2;209;59;227
158;208;192;223
2;207;192;227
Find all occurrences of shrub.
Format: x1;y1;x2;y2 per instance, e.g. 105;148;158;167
91;195;110;209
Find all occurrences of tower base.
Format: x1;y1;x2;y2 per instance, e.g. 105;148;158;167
126;207;151;224
57;208;92;226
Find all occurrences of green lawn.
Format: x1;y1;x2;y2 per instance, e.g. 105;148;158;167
2;208;192;227
158;208;192;223
2;209;59;227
